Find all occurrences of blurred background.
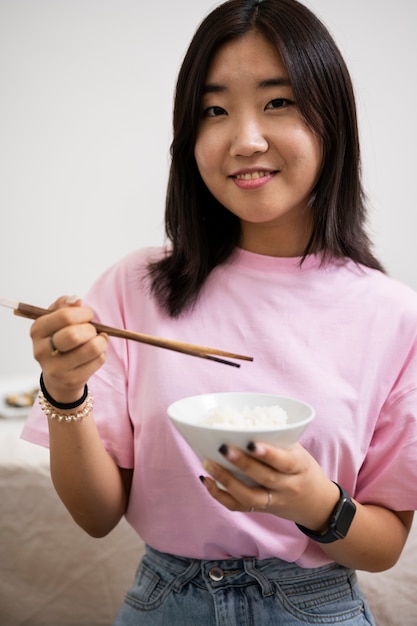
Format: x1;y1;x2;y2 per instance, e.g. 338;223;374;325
1;0;416;378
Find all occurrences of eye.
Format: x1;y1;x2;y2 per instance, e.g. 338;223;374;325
265;98;294;110
203;105;227;118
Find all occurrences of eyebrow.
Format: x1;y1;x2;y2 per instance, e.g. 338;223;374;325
202;76;291;95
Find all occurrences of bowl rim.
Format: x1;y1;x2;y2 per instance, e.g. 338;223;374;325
167;391;315;433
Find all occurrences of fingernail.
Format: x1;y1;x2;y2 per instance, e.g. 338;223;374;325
66;295;81;304
199;475;206;484
218;444;238;461
203;460;215;475
247;441;267;456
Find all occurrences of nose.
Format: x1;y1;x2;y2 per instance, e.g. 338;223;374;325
230;117;269;157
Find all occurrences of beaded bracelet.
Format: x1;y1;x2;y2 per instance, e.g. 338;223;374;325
38;391;94;422
38;373;94;422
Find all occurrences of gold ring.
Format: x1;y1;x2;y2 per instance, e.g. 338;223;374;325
49;335;60;356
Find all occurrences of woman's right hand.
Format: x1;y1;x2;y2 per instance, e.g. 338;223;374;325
30;295;109;404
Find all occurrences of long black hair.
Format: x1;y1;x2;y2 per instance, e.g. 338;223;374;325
148;0;384;317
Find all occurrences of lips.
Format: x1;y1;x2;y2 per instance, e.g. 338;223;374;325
232;170;273;180
230;169;278;189
231;169;278;181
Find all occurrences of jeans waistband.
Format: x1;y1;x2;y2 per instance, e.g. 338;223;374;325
143;544;347;596
113;546;372;626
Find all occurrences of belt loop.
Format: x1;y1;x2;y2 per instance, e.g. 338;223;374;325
244;559;274;597
169;559;201;593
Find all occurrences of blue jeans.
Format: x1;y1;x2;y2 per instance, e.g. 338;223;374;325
112;545;376;625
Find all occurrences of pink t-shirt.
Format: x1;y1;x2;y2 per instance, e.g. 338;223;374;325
22;247;417;567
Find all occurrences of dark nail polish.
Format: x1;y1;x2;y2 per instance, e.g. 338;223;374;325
199;475;206;484
218;444;229;456
247;441;256;452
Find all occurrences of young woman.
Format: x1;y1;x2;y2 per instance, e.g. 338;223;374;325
22;1;417;624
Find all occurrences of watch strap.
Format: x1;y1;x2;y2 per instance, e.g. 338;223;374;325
296;482;356;543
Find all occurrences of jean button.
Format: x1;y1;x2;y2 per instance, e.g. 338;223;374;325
208;566;224;581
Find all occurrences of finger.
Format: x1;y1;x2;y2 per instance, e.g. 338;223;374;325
201;460;274;513
31;304;95;345
56;343;108;388
46;322;98;355
246;441;303;476
41;333;108;400
47;294;82;311
199;474;251;512
46;332;109;374
215;443;306;495
216;444;282;490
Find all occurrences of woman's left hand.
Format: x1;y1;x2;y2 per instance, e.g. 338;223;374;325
200;442;340;532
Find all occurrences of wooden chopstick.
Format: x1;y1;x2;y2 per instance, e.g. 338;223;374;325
8;300;253;368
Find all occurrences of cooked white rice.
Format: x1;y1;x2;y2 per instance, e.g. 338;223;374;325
201;404;288;430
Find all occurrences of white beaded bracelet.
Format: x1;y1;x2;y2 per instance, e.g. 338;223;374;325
38;391;94;422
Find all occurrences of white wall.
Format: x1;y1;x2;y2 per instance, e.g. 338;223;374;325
1;0;416;378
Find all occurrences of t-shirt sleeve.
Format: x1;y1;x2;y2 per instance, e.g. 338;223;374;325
356;340;417;511
21;252;142;469
21;365;134;470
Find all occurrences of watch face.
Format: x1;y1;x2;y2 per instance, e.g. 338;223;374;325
332;497;357;538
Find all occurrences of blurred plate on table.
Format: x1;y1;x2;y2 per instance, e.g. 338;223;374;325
0;378;38;419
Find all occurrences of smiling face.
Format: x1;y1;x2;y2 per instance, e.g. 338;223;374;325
194;32;323;257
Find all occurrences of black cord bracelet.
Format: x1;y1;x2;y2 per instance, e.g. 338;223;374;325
39;373;89;410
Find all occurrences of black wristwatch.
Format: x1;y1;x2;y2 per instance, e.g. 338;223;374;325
296;482;356;543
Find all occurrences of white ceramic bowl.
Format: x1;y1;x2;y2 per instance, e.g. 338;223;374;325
168;392;315;484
